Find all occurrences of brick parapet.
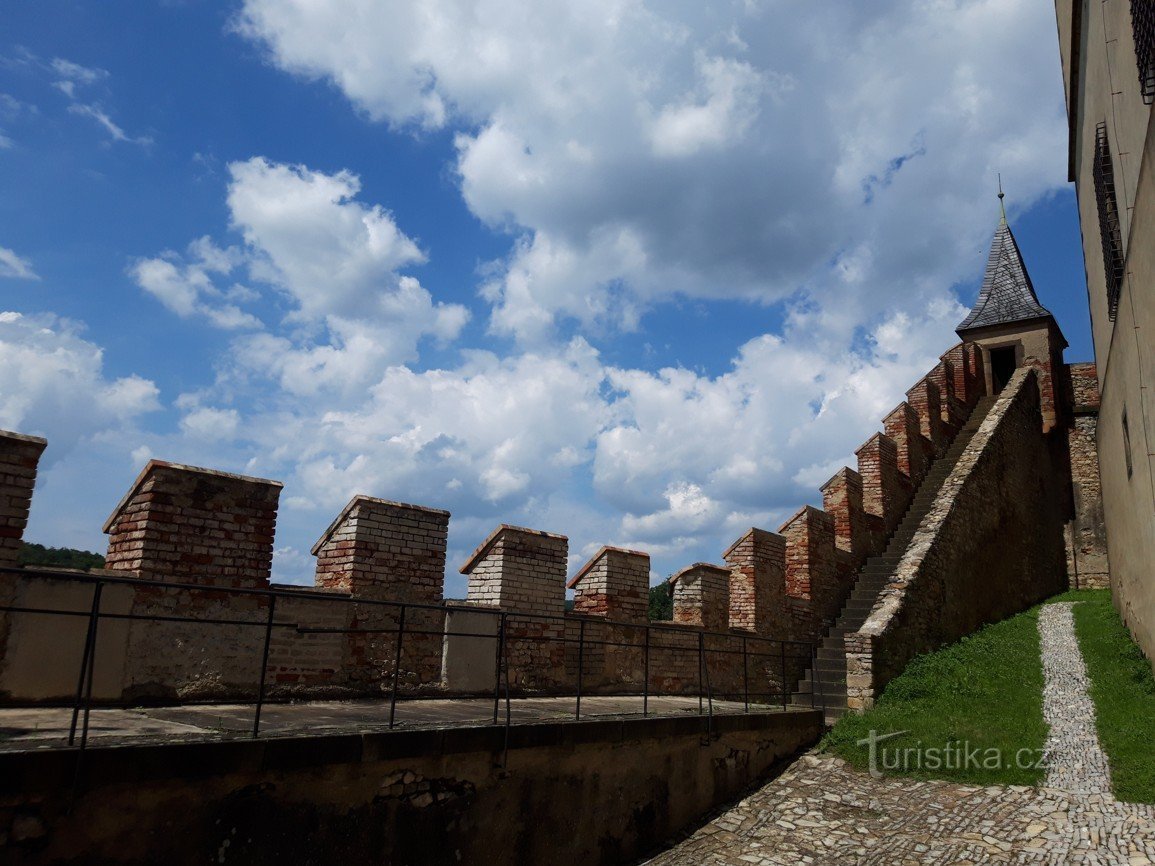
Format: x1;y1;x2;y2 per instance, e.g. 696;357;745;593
568;546;650;624
905;377;946;455
461;525;568;615
0;430;47;569
722;528;787;636
779;505;843;627
927;359;967;437
103;461;281;587
1066;362;1101;414
670;563;731;632
820;468;870;566
855;433;911;535
312;496;449;605
882;402;928;487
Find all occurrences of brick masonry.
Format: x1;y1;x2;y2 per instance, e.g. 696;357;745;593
670;563;731;631
0;430;47;679
845;368;1068;710
722;528;787;636
0;337;1110;709
103;461;282;588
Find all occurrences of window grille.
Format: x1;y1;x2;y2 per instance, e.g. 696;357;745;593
1092;123;1125;321
1132;0;1155;103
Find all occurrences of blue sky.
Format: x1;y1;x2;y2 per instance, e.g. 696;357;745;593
1;0;1092;596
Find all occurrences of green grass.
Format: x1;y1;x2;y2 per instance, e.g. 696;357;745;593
821;605;1049;785
1071;589;1155;804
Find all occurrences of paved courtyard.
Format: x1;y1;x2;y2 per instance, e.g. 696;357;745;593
647;603;1155;865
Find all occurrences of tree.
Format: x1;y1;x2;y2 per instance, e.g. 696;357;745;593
18;542;105;570
648;582;673;621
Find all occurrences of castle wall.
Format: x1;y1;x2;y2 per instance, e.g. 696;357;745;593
1064;362;1110;588
845;368;1067;710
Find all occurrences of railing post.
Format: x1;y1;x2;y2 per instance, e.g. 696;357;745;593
780;641;787;711
492;613;506;726
388;605;407;729
643;626;650;717
575;619;586;721
68;580;104;746
252;594;277;739
742;635;749;713
697;631;704;716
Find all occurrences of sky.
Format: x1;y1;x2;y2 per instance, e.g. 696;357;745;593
1;0;1094;596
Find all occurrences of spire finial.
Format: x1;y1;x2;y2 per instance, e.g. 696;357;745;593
997;173;1007;224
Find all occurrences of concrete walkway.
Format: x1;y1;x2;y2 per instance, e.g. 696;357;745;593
645;602;1155;865
0;695;802;751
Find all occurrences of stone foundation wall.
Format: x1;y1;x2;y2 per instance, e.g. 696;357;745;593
844;367;1067;710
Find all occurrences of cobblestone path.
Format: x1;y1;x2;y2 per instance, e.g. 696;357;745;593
646;603;1155;865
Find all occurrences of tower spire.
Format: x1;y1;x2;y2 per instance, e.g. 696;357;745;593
997;173;1007;224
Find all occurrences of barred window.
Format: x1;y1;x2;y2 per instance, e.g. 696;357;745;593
1092;122;1125;320
1132;0;1155;104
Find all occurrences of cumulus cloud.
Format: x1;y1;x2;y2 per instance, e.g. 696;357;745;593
0;311;159;449
134;159;470;396
0;246;38;280
238;0;1066;345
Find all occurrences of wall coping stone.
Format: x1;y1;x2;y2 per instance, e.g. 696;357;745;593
566;545;649;589
668;562;732;584
102;459;283;533
721;527;785;560
0;429;48;449
310;494;450;555
459;523;568;575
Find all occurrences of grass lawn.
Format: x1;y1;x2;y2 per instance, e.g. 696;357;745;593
821;604;1049;786
1071;588;1155;804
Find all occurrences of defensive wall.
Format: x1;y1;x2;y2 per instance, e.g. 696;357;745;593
0;342;1107;711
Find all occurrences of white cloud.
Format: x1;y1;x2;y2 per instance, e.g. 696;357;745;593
0;311;160;449
0;246;38;280
67;103;152;146
238;0;1067;345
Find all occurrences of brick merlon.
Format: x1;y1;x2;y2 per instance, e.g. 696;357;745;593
102;459;284;533
776;503;829;534
459;523;568;574
667;562;732;584
566;545;649;589
721;527;785;560
818;466;861;493
310;494;450;555
0;429;48;450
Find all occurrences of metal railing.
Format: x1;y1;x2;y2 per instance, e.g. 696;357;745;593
0;566;819;759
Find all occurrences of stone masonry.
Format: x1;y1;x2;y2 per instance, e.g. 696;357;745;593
1063;363;1109;589
103;461;282;587
844;367;1067;710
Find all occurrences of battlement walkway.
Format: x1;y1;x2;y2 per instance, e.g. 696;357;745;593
0;694;811;753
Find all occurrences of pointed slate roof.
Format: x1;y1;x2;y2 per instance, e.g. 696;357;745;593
957;217;1054;332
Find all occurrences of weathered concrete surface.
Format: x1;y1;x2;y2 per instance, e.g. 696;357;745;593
0;707;821;865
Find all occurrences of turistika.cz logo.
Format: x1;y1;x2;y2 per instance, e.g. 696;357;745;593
855;730;1050;779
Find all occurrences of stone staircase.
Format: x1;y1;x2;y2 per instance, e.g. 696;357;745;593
791;394;998;724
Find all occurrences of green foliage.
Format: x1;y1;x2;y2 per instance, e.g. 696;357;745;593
648;583;673;621
822;603;1049;786
1072;589;1155;803
17;542;105;571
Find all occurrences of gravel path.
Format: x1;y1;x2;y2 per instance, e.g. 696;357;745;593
1038;602;1113;795
645;601;1155;865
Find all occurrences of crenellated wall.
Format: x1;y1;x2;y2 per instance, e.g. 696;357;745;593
844;368;1068;710
0;339;1107;710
